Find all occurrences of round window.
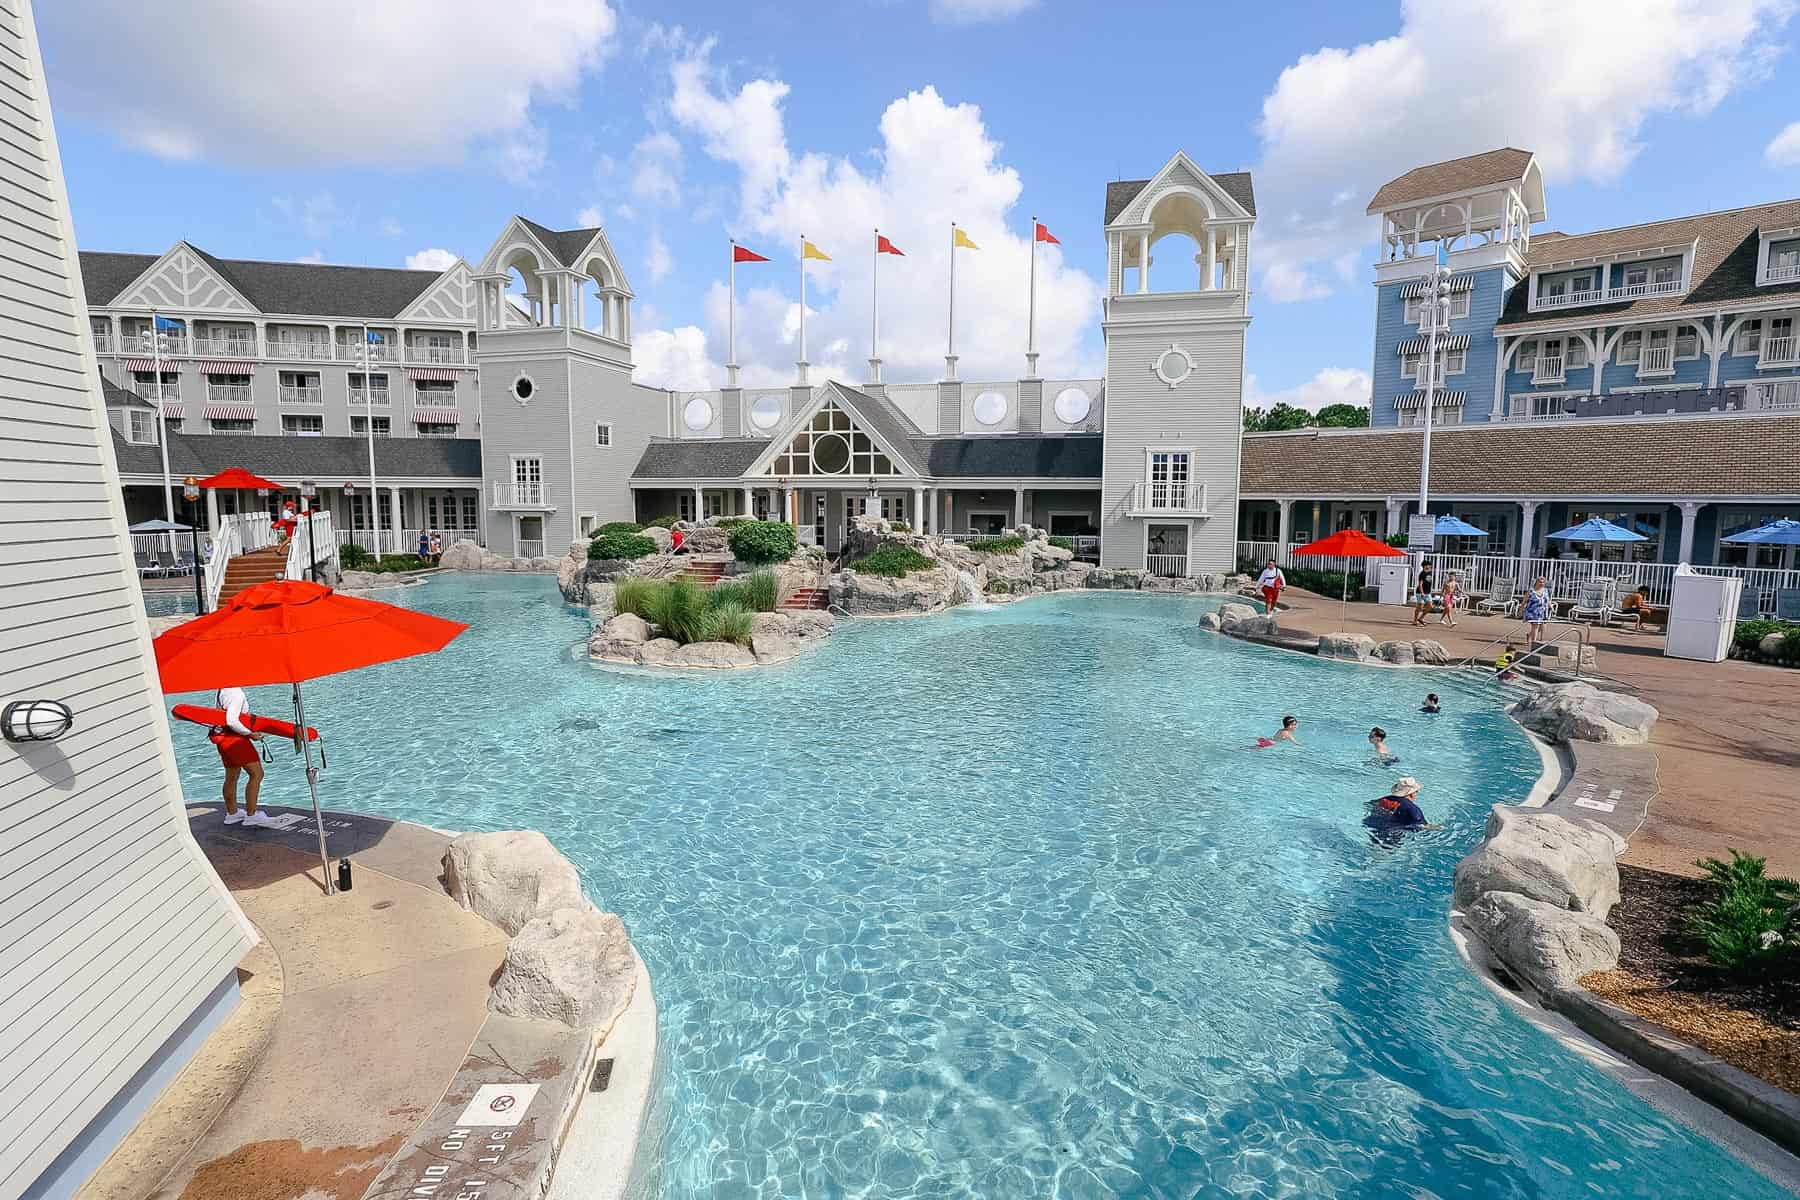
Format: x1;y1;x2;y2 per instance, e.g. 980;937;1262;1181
812;432;850;474
511;375;534;402
972;390;1008;426
682;397;714;431
1153;345;1194;389
1052;386;1091;424
750;394;783;431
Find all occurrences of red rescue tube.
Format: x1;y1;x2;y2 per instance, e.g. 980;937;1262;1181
171;704;319;741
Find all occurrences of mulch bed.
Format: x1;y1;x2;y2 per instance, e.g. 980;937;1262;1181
1581;864;1800;1094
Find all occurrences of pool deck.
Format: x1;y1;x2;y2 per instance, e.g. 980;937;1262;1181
1266;590;1800;877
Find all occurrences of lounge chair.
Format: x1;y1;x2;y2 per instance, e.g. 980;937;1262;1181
1475;577;1519;617
1568;578;1618;625
1776;588;1800;622
1737;589;1763;621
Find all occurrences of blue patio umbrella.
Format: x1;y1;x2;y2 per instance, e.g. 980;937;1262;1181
1434;515;1487;538
128;518;196;533
1545;517;1646;561
1721;518;1800;545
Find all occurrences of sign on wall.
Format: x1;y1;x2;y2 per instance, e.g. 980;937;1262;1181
1407;513;1436;555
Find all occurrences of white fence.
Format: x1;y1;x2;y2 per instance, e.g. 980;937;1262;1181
1237;541;1800;617
285;512;337;580
1145;554;1187;578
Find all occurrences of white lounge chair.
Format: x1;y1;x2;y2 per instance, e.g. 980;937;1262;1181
1568;578;1618;625
1476;577;1519;617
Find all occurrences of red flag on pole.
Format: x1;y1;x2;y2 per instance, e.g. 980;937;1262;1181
876;235;904;256
733;244;770;263
1034;222;1060;245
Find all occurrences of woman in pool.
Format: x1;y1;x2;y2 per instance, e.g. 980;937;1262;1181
1255;715;1301;748
1367;727;1399;766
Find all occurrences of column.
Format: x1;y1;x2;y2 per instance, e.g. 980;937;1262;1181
692;486;704;521
205;488;220;534
943;489;954;535
1201;229;1216;290
1013;487;1026;529
912;487;924;530
1518;499;1540;559
1276;498;1292;556
1383;498;1403;538
390;485;403;556
1676;501;1701;564
741;486;753;516
782;486;794;526
1137;233;1150;294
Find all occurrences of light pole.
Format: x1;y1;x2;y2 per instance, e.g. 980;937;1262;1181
1409;245;1453;583
300;478;319;582
182;475;204;614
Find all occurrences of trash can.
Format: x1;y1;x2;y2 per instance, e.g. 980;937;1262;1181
1378;561;1411;606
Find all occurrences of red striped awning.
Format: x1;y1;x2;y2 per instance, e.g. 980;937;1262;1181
197;360;255;374
413;408;461;424
123;358;176;372
407;367;459;382
157;404;185;420
202;405;257;420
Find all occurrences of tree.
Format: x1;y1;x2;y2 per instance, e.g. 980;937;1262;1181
1314;403;1371;428
1256;402;1314;432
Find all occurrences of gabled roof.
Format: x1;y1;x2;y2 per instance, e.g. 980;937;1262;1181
518;218;604;268
1104;171;1257;224
108;430;482;480
1366;148;1535;212
101;378;148;408
826;382;929;474
1496;197;1800;331
79;248;445;319
632;438;768;480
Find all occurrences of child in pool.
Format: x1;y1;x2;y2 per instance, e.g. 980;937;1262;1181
1420;693;1440;714
1495;645;1520;682
1255;715;1301;748
1367;726;1399;766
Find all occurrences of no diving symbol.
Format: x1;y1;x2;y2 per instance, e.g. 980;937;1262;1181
489;1094;517;1114
456;1082;541;1128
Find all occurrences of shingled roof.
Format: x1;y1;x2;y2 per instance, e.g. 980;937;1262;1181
79;248;448;318
1104;172;1257;224
1241;417;1800;498
1495;198;1800;332
108;430;481;481
518;218;603;268
1366;148;1535;212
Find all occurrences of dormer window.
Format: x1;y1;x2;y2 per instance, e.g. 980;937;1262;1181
1762;237;1800;285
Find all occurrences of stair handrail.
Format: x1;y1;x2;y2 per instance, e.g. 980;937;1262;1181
201;515;242;612
1455;623;1590;680
284;511;337;580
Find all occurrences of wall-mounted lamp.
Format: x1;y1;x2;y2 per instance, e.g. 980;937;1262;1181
2;699;74;743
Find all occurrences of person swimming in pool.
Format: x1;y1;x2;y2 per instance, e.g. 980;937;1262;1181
1255;715;1301;748
1365;776;1441;844
1367;726;1399;766
1420;693;1440;714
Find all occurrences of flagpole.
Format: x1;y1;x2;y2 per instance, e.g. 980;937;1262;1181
364;322;381;562
151;310;175;558
869;228;881;384
945;224;957;381
1026;216;1039;378
797;235;808;386
727;240;739;389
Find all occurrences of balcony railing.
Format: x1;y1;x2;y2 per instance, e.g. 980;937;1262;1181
1753;380;1800;411
492;481;550;509
1761;336;1797;366
1531;354;1564;383
348;388;392;407
1127;481;1209;515
413;390;458;406
267;338;335;361
1145;553;1188;578
409;344;466;364
1637;346;1675;375
1765;263;1800;284
1497;385;1749;423
91;330;111;352
121;333;188;356
1532;290;1597;311
206;385;253;406
338;342;398;362
279;385;323;405
1529;277;1683;311
193;336;257;357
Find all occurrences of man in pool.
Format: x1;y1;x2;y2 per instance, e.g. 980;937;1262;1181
1367;727;1399;766
1420;693;1441;714
1365;777;1441;844
1255;715;1301;748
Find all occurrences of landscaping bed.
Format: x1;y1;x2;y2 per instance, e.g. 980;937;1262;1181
1582;864;1800;1093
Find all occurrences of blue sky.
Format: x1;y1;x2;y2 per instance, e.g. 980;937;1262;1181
37;0;1800;408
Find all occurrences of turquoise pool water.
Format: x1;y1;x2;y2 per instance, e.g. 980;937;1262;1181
169;575;1788;1199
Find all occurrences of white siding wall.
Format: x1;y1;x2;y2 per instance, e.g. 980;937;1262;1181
0;6;255;1198
475;344;578;555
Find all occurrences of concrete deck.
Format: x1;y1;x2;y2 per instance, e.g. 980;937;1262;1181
1265;590;1800;876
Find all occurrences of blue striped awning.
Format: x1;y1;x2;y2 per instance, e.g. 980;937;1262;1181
1395;334;1469;356
1398;274;1476;298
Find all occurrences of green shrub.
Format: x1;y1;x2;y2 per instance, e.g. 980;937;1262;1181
727;520;797;565
641;577;709;643
644;514;678;529
613;576;660;619
857;544;934;578
1686;851;1798;973
710;571;778;613
891;520;911;533
1236;558;1357;599
705;600;755;646
340;542;371;569
1048;536;1073;551
594;521;642;537
367;554;430;573
965;535;1027;556
588;531;658;561
1731;618;1800;666
716;516;750;528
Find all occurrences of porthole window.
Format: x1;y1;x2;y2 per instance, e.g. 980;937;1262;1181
682;396;714;431
511;375;535;403
972;390;1008;427
1052;387;1091;424
750;393;783;431
812;432;851;473
1152;345;1195;390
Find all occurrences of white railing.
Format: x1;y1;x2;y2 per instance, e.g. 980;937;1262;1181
137;383;180;404
1129;481;1210;513
1761;336;1797;366
413;389;458;407
493;481;548;508
1763;263;1800;284
1638;346;1674;375
1532;290;1599;311
1609;278;1682;301
1531;355;1564;383
122;333;188;356
1146;554;1187;578
193;336;256;357
285;511;338;580
349;388;392;407
201;517;241;610
279;385;323;405
268;339;335;361
336;526;464;556
409;344;466;364
207;385;253;405
338;342;398;362
1751;379;1800;410
519;539;546;560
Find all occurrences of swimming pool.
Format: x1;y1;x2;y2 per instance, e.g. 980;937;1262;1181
168;575;1790;1198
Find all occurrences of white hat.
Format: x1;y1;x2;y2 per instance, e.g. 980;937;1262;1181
1392;777;1420;797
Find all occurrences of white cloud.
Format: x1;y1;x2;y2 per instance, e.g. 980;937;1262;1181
637;46;1101;389
629;131;684;206
1767;121;1800;167
272;192;347;241
634;326;718;391
406;248;460;272
577;205;605;228
1252;0;1794;302
379;218;405;237
38;0;617;175
1245;367;1370;413
928;0;1038;23
645;231;674;283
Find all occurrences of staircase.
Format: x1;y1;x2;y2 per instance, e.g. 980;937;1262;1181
778;585;829;612
676;558;728;590
217;546;288;604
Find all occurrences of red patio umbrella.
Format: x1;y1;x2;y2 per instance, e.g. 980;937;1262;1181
196;467;282;491
1291;528;1407;626
154;579;468;893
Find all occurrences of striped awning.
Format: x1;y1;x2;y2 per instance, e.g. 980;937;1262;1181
1395;334;1470;355
123;358;175;372
412;408;461;424
408;367;461;382
201;404;256;420
197;360;255;374
1398;274;1476;298
159;404;184;420
1394;391;1467;410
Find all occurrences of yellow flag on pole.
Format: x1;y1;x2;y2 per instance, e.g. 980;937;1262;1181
953;228;979;251
802;240;831;261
